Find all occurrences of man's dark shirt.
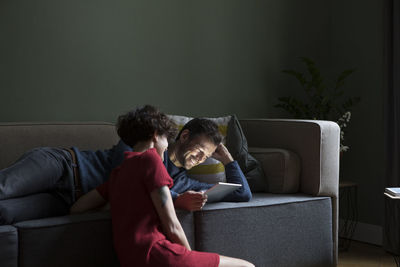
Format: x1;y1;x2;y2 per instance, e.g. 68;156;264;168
74;140;251;201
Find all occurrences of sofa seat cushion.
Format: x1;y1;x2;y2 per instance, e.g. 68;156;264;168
15;212;118;267
194;193;333;267
0;225;18;267
15;210;194;267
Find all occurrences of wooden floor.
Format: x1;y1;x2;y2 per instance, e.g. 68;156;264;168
338;240;398;267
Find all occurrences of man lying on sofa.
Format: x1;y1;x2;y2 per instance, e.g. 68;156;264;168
71;110;251;213
0;106;251;224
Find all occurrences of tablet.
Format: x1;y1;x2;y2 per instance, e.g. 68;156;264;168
205;182;242;203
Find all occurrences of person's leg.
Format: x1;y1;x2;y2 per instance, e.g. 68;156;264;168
219;255;255;267
0;147;73;202
0;192;70;224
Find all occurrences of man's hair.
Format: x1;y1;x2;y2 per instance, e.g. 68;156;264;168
176;118;222;145
116;105;176;147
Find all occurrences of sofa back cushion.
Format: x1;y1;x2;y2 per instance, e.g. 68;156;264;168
0;122;119;169
249;148;301;193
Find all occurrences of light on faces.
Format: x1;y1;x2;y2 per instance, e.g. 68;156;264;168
180;134;217;170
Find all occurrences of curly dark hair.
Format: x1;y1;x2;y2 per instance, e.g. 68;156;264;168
176;118;222;145
116;105;177;147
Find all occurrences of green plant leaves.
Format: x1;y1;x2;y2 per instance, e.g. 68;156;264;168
275;97;306;119
276;57;359;122
335;69;355;90
282;70;307;88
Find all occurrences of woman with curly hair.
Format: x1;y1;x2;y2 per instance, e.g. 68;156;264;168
72;105;254;267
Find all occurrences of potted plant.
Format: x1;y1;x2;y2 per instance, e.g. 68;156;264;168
275;57;360;152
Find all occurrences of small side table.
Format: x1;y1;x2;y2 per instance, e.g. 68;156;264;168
384;192;400;266
339;181;358;251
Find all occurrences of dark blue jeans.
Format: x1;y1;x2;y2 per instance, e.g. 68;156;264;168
0;147;75;206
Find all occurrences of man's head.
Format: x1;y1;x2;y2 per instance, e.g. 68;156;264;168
172;118;222;169
116;105;176;150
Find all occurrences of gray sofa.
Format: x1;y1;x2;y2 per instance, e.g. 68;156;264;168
0;119;339;267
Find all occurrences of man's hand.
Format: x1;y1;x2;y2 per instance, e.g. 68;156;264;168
174;191;208;211
212;143;234;165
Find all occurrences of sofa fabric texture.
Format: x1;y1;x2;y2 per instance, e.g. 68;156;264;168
0;225;17;267
16;213;119;267
195;194;333;267
15;210;194;267
0;120;339;267
240;119;340;265
249;147;301;193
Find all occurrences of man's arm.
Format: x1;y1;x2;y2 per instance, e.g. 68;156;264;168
221;161;252;201
212;144;252;202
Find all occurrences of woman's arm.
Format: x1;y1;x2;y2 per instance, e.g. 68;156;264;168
150;186;191;250
70;189;108;213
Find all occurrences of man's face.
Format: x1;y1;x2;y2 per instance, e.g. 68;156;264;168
176;133;218;170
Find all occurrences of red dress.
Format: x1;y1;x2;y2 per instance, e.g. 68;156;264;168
96;148;219;267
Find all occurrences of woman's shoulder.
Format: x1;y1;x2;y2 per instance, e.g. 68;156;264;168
140;148;161;161
124;148;161;165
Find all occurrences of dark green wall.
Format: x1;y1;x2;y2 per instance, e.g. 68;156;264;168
332;0;385;227
0;0;385;228
0;0;332;122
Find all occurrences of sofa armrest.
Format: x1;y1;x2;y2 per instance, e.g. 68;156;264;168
240;119;340;265
239;119;339;198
